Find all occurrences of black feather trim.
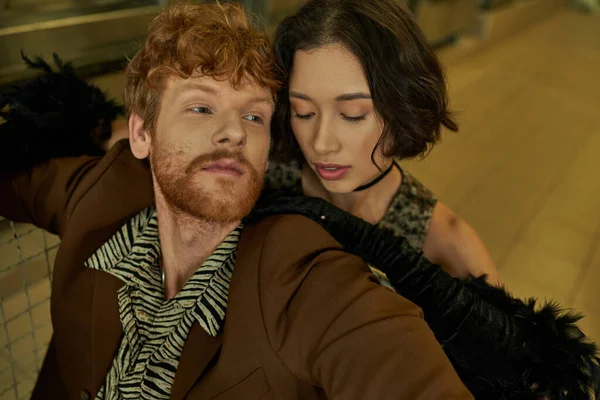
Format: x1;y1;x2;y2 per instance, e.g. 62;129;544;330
0;52;123;173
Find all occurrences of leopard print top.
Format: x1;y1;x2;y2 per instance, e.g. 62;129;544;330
263;160;437;251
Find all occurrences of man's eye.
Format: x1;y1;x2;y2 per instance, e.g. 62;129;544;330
190;107;212;114
243;115;263;124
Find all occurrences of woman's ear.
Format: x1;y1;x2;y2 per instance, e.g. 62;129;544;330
129;113;151;160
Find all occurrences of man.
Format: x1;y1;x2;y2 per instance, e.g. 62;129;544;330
0;3;472;399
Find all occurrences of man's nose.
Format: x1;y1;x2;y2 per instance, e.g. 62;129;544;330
211;116;247;148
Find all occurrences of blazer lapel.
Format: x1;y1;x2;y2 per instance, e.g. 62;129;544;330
170;323;223;400
51;268;124;398
89;271;125;394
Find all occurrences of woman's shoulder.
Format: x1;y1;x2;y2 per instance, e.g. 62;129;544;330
378;165;438;250
263;159;303;193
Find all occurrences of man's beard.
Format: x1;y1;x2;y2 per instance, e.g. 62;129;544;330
151;146;263;224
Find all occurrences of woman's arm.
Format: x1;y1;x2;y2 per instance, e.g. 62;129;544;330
423;201;500;286
248;193;600;400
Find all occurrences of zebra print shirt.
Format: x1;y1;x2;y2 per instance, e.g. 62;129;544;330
83;206;241;400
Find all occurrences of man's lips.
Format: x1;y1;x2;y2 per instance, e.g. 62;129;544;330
312;162;351;181
201;159;244;176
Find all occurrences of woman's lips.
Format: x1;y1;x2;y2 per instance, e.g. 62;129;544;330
313;162;351;181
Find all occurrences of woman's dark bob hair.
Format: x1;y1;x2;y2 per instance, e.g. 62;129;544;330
271;0;458;163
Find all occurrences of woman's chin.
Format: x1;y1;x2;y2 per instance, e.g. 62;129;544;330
319;178;356;194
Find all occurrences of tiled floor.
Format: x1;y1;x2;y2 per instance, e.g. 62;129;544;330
0;221;55;399
406;11;600;342
0;7;599;399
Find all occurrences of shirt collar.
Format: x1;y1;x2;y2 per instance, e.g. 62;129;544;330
84;206;242;337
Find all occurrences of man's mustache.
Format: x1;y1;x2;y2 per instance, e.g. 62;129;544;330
186;149;254;175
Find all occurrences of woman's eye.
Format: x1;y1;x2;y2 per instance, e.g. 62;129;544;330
243;115;263;124
190;106;212;114
293;112;314;120
341;114;366;123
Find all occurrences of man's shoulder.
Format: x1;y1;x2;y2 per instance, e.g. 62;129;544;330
66;140;153;230
248;214;343;257
83;139;150;190
242;214;369;291
96;139;150;178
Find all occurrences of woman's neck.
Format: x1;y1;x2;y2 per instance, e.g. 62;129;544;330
301;163;402;224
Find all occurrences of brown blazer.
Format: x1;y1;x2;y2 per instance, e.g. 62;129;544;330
1;141;472;400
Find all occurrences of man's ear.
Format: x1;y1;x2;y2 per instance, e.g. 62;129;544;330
129;113;151;160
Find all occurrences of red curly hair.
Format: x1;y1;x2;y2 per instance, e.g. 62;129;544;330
124;2;281;131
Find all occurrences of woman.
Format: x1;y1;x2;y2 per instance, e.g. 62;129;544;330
255;2;596;397
265;0;500;286
1;1;598;398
